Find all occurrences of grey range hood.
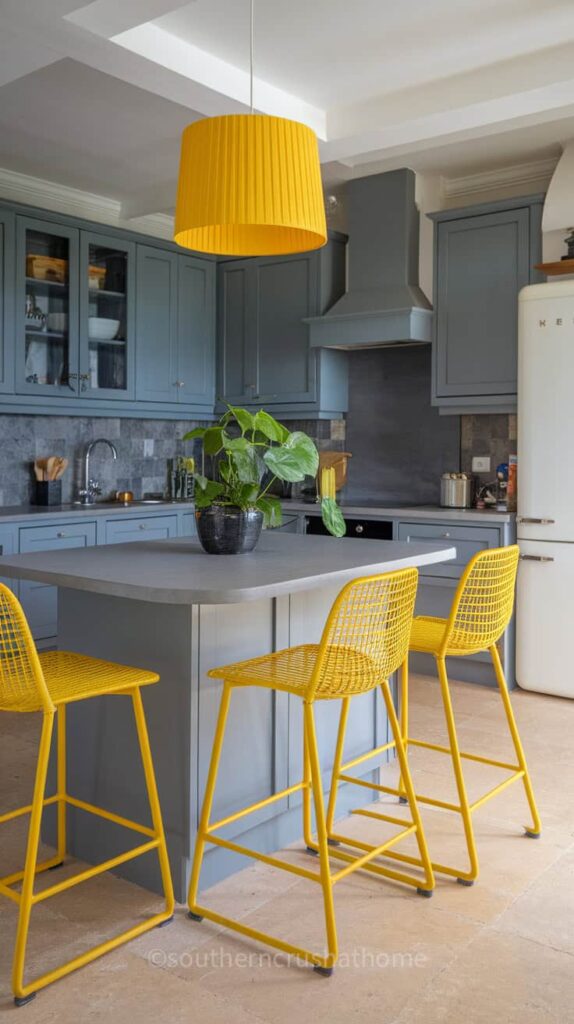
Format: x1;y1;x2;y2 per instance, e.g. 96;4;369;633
306;169;433;348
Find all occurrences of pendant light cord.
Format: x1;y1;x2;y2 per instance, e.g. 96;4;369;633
250;0;254;113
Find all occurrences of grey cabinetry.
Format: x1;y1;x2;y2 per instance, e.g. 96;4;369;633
136;245;215;414
0;524;16;592
105;514;178;544
217;237;348;416
18;521;97;641
0;209;14;393
430;196;543;411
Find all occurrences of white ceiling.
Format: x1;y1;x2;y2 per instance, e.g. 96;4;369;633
0;0;573;220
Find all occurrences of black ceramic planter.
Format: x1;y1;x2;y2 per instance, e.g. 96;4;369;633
195;506;264;555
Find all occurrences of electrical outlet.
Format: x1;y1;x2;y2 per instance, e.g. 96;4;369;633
143;439;154;457
472;455;491;473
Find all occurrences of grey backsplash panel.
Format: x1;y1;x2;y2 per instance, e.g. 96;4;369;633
344;346;461;504
0;414;337;507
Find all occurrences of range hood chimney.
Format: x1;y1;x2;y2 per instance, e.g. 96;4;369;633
307;169;432;348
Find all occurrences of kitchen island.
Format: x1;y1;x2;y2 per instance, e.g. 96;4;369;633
0;532;455;901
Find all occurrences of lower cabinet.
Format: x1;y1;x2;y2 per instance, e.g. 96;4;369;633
19;521;97;641
0;524;16;593
105;514;178;545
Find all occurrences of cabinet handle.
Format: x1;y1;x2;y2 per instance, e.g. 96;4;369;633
174;380;185;388
517;517;555;525
57;532;67;538
520;554;554;562
442;532;451;538
139;523;146;530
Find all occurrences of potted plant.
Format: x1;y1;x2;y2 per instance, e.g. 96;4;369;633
184;407;346;554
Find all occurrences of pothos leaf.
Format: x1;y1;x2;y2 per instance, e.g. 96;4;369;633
321;497;346;538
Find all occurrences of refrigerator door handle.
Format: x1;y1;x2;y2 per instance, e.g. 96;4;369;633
517;517;555;524
519;554;555;562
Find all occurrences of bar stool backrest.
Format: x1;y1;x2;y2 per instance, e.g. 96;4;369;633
0;583;54;713
308;567;418;700
442;545;519;656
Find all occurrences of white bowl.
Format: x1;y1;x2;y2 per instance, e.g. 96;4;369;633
88;317;119;341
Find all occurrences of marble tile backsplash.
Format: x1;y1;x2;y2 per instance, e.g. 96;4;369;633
0;414;341;507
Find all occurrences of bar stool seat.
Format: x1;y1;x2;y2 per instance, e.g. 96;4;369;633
210;644;384;697
37;651;159;704
409;616;449;653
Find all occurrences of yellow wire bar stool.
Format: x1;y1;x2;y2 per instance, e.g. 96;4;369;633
0;584;174;1006
188;567;435;976
328;545;540;890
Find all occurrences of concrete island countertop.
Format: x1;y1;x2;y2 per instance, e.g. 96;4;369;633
0;532;456;605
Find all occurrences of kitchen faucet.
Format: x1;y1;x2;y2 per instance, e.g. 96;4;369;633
78;438;118;505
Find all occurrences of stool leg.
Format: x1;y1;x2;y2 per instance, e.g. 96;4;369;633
380;679;434;895
490;645;542;837
12;712;54;1005
397;659;409;803
56;705;66;866
303;718;315;852
304;701;338;974
188;680;232;917
325;697;350;836
437;656;479;884
131;688;174;918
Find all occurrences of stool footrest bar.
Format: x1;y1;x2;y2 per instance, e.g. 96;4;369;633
31;839;160;904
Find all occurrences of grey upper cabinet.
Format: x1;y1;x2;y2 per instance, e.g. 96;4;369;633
430;195;543;411
0;209;14;393
136;245;215;413
136;245;179;404
217;237;349;416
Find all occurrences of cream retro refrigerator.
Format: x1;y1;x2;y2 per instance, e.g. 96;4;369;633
516;280;574;697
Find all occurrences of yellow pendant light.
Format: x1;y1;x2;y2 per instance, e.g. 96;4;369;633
174;1;327;257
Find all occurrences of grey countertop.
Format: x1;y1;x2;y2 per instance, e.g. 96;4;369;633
0;533;456;605
282;500;514;524
0;501;195;523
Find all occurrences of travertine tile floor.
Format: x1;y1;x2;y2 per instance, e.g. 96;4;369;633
1;673;573;1023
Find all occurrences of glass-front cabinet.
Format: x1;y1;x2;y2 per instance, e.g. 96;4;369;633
16;217;79;396
79;233;135;399
15;220;134;400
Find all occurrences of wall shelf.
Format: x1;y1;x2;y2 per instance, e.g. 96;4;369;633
534;258;574;276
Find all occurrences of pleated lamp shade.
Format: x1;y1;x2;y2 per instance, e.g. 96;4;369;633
174;114;327;256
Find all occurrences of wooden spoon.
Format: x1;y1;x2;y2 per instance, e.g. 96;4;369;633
46;456;58;481
54;457;68;480
33;460;43;482
35;457;48;482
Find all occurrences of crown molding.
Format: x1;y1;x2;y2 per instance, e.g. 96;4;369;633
0;166;174;240
442;157;558;199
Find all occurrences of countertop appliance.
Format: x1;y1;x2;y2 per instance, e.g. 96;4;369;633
516;280;574;698
440;473;473;509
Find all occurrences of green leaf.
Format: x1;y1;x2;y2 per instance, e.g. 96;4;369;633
237;483;260;507
253;410;289;443
228;406;255;434
229;446;261;485
263;431;319;481
255;495;283;528
321;497;346;538
203;427;226;456
193;474;225;506
182;427;206;441
223;436;249;453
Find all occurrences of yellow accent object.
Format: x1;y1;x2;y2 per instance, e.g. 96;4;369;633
174;114;327;256
330;546;541;890
0;584;174;1005
320;466;336;500
188;568;435;975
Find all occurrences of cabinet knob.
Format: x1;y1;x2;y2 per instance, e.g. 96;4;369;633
442;532;451;538
139;523;146;530
174;380;185;388
57;532;66;538
355;524;364;534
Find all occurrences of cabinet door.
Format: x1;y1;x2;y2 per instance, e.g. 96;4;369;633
217;260;254;404
254;254;318;403
435;208;530;399
15;217;80;398
19;521;96;640
79;232;135;400
177;255;215;407
135;245;178;403
105;515;178;544
0;210;15;393
0;524;16;593
397;522;501;579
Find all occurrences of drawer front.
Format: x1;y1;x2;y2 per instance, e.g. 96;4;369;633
398;522;501;579
179;511;197;537
19;521;97;640
105;514;178;545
